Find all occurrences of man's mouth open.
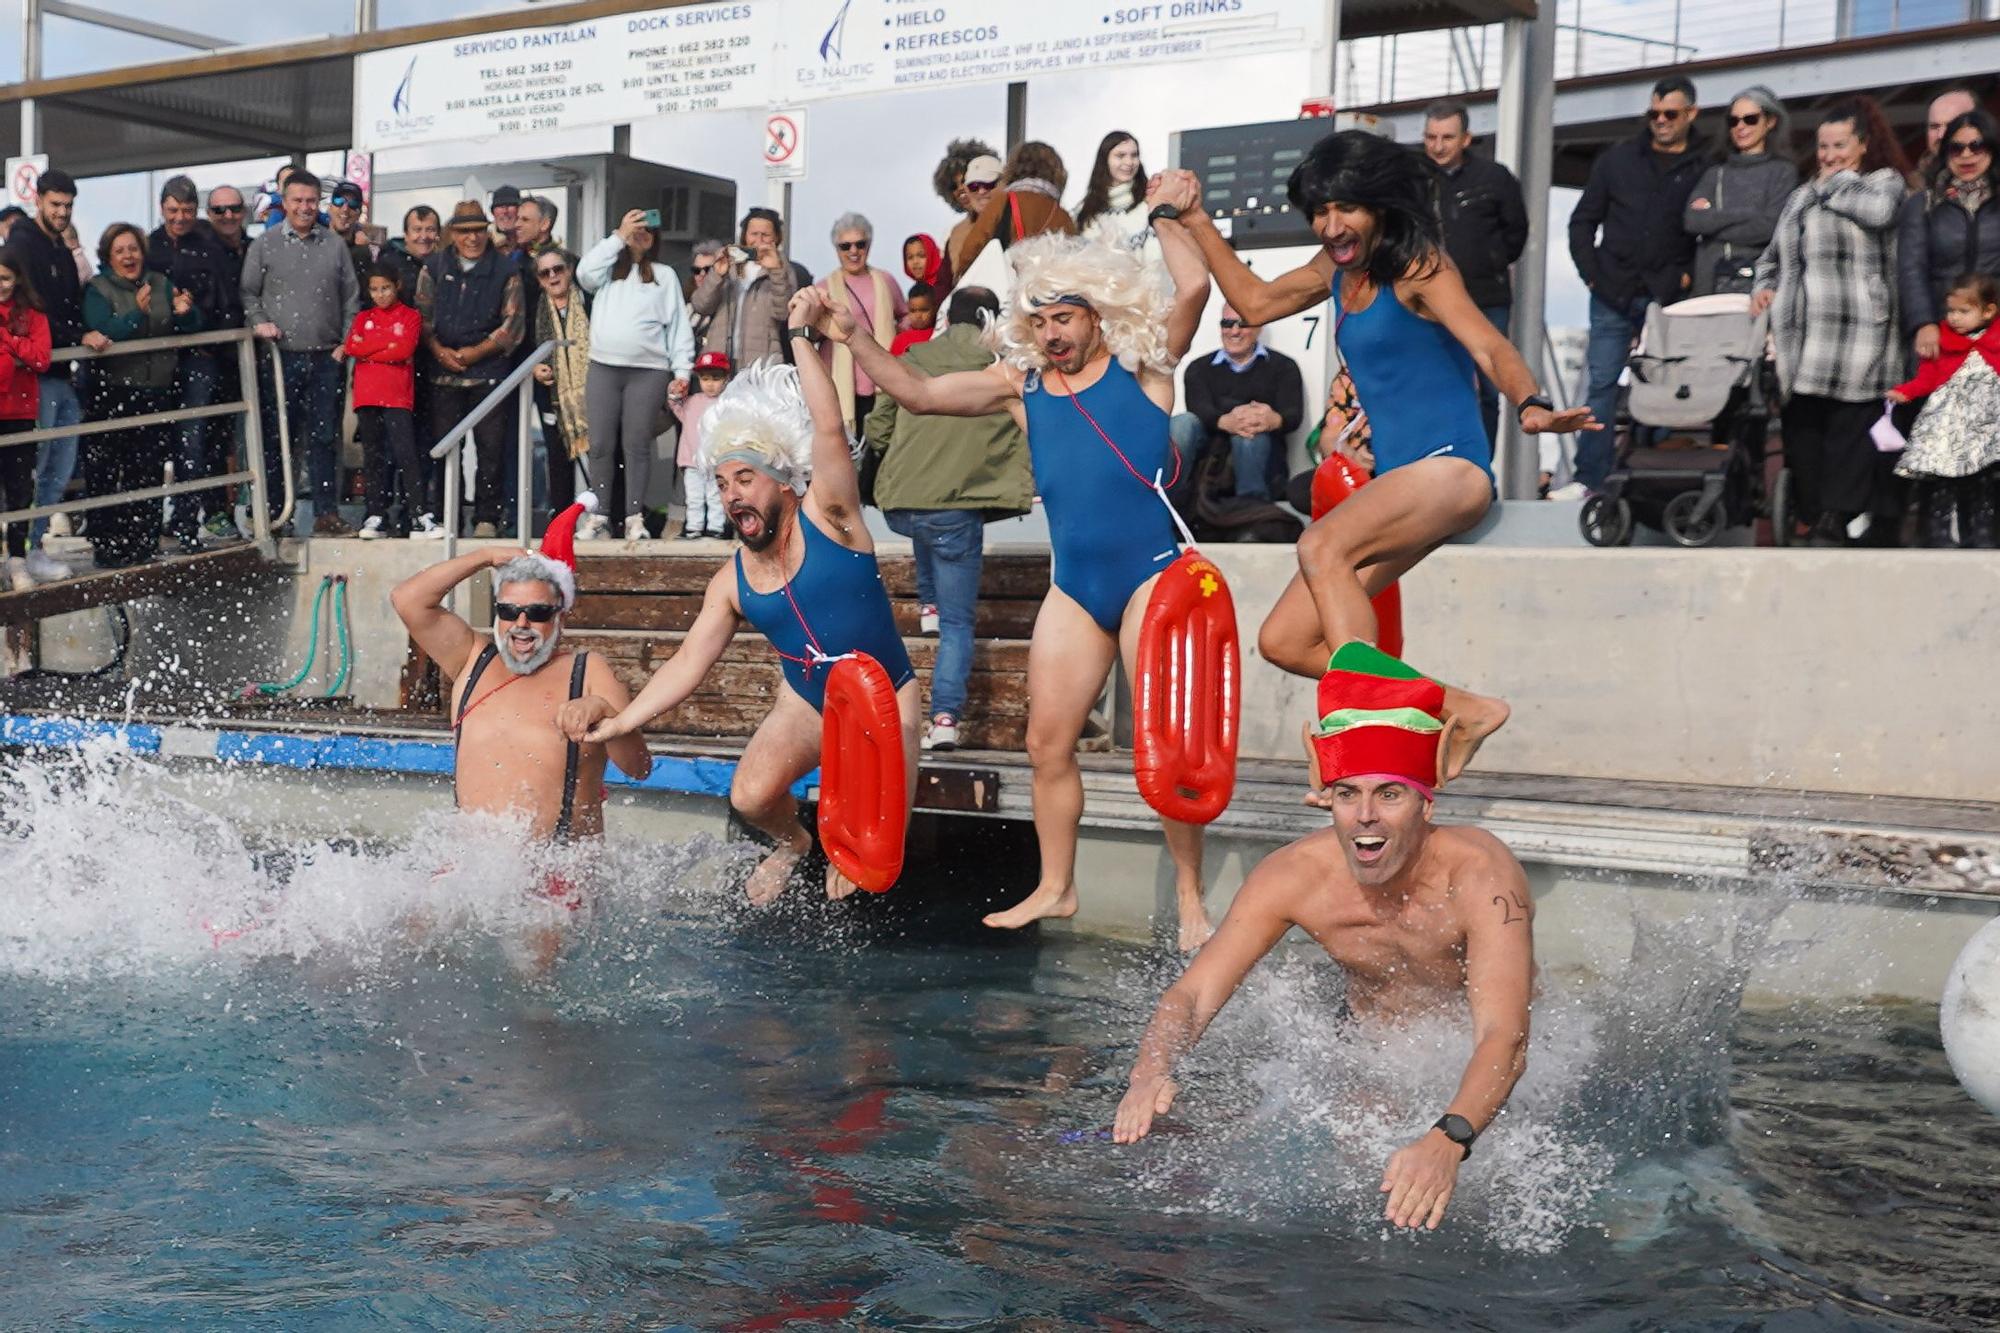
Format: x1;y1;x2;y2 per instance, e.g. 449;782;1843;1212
1328;236;1361;267
731;506;763;539
1351;833;1388;864
506;628;542;656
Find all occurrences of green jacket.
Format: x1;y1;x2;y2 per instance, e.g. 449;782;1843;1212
863;323;1031;517
84;270;203;391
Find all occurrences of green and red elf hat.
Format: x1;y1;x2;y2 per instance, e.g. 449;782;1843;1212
1309;641;1446;798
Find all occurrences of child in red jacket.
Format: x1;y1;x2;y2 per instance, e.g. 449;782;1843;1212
1887;271;2000;547
0;251;53;588
336;264;426;539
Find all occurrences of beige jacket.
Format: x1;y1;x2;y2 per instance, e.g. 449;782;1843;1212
690;254;799;368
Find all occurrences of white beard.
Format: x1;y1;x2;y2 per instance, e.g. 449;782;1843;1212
493;621;560;676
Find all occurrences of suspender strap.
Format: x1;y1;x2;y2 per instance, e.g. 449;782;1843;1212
555;651;589;841
450;644;500;809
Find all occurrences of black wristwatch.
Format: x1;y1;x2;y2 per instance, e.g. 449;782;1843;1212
1516;394;1554;424
1432;1113;1478;1159
786;325;814;342
1146;203;1183;225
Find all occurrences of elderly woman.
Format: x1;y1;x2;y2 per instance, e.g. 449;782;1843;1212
815;211;907;434
1752;98;1910;546
576;207;695;541
530;247;590;517
1898;107;2000;363
1684;85;1798;295
82;221;202;566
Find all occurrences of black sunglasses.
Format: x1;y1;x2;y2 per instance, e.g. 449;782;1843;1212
835;240;868;252
1646;107;1687;122
965;180;996;193
1727;112;1764;127
1218;318;1249;329
208;203;245;215
536;264;567;278
494;601;560;623
1950;138;1992;157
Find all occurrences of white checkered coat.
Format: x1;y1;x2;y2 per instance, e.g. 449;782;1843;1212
1753;168;1906;402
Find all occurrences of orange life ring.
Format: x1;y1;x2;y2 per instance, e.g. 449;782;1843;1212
818;652;907;893
1309;451;1404;658
1133;551;1241;824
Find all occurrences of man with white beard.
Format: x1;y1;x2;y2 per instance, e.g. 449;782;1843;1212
392;496;652;865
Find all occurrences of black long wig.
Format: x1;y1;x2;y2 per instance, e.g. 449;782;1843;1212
1286;130;1444;286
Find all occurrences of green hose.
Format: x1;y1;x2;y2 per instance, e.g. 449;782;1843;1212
323;577;352;698
252;576;330;696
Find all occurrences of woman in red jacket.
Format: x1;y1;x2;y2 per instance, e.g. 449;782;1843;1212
335;263;426;539
0;250;53;589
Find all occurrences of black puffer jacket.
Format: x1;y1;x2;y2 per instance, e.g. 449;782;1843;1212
1568;130;1712;309
1425;154;1529;307
147;220;236;337
1896;184;2000;338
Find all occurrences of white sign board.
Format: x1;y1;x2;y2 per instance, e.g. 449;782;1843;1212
354;0;1325;150
5;155;47;210
763;107;806;179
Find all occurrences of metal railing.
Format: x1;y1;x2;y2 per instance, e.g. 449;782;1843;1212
428;338;559;568
0;327;294;552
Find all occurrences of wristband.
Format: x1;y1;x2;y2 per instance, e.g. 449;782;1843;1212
1516;394;1554;423
1146;203;1183;225
787;325;814;342
1432;1113;1478;1159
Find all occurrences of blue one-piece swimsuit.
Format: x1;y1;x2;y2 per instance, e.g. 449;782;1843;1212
1333;282;1495;480
735;512;916;713
1021;360;1182;632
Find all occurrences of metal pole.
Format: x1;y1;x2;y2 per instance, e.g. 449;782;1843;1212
1307;0;1341;101
515;375;533;544
1005;82;1027;152
353;0;377;34
443;446;463;617
238;335;272;549
21;0;41;157
1493;11;1558;501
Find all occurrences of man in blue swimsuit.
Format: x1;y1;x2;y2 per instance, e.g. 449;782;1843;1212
582;291;920;905
802;230;1220;950
1150;133;1593;786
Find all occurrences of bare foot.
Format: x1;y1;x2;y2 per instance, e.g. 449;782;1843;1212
1439;690;1510;783
1301;719;1333;809
746;845;802;906
825;863;860;900
1177;901;1214;953
983;881;1079;931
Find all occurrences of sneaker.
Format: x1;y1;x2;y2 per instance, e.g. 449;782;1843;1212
578;514;611;541
5;557;32;592
705;527;729;541
918;603;940;635
1545;481;1588;502
472;521;499;539
46;513;71;538
410;513;446;540
314;511;356;537
922;714;959;752
623;514;647;542
24;549;72;583
358;515;386;541
175;533;206;556
677;524;701;541
203;511;237;541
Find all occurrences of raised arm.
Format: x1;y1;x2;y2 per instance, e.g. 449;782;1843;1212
1149;170;1332;327
390;546;521;681
1112;847;1303;1143
581;565;741;743
1153;215;1212;363
786;289;865;532
800;285;1016;417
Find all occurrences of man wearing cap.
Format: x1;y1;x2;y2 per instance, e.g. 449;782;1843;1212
1111;640;1536;1234
325;179;377;289
414;201;526;537
392;498;652;960
242;168;362;535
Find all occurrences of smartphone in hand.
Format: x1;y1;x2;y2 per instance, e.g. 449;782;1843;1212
640;208;662;228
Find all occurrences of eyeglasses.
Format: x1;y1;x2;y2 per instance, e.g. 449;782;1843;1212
1949;139;1992;157
692;262;714;274
1646;107;1687;123
494;602;560;624
536;264;567;278
1727;112;1764;128
329;194;362;209
965;181;996;194
208;204;245;215
835;240;868;252
1218;318;1249;329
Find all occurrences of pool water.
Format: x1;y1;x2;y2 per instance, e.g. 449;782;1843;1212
3;744;1998;1330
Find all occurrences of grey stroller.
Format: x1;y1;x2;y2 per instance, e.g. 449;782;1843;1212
1580;295;1780;547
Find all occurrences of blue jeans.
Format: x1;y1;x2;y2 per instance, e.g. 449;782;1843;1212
271;348;343;515
884;507;983;721
1576;293;1649;491
1229;431;1280;499
32;372;81;546
1476;303;1512;447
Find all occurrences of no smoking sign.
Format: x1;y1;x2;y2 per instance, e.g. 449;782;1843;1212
764;108;806;181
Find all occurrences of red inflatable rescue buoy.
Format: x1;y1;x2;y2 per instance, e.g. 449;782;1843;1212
1309;451;1403;658
818;652;908;893
1133;551;1241;824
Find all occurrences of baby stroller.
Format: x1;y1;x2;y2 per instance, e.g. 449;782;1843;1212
1579;295;1778;547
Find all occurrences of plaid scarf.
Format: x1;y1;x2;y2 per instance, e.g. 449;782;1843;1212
536;292;591;460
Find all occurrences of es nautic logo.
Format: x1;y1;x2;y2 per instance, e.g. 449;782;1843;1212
817;0;853;64
377;54;435;138
392;55;417;117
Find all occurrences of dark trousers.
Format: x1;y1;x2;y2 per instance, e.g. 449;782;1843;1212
1780;393;1880;525
357;406;424;528
274;349;343;514
170;352;230;538
431;381;508;527
84;381;172;567
0;419;33;558
536;380;576;516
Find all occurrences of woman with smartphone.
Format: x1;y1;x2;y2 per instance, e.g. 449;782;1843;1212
576;208;698;540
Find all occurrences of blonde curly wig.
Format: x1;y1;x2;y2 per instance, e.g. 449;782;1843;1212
994;232;1174;376
695;360;815;495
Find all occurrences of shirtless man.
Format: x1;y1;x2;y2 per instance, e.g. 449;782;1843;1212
1113;643;1534;1231
582;291;921;906
801;228;1217;949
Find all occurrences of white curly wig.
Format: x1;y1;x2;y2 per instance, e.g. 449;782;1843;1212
995;233;1175;376
695;359;815;495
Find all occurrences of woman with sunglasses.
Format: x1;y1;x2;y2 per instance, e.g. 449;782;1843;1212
1684;86;1797;296
1898;108;2000;365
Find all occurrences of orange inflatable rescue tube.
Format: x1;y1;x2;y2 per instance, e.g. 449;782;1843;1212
1310;452;1403;658
1133;552;1241;824
818;653;907;893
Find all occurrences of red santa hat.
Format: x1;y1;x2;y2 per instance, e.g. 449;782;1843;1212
1309;641;1446;797
504;491;596;610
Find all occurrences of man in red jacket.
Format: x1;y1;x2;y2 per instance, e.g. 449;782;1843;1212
335;263;429;538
